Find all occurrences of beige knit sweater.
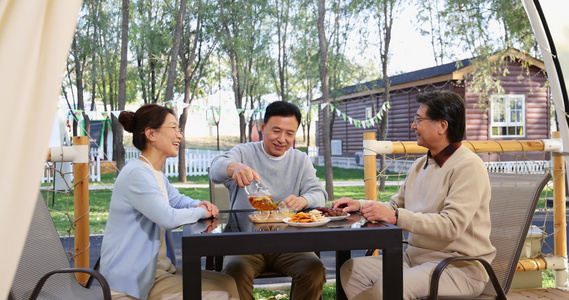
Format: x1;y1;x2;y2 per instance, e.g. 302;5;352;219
360;145;496;281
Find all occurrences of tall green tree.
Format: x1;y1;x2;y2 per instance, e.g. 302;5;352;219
131;0;174;104
218;0;270;143
289;3;320;146
271;0;291;102
417;0;538;107
115;0;130;170
317;0;334;199
164;0;186;104
177;0;217;181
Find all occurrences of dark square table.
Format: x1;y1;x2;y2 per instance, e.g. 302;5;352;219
182;210;403;299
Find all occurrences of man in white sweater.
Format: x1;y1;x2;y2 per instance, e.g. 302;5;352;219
210;101;328;300
334;90;496;299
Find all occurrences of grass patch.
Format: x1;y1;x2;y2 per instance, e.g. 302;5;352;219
314;165;407;182
253;282;336;300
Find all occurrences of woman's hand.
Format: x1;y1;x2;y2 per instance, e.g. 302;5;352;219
197;201;219;218
332;197;361;213
203;218;219;233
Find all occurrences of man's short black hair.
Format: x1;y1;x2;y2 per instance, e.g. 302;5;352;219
416;90;466;143
263;101;302;127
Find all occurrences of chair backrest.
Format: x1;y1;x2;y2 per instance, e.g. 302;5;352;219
11;193;106;299
208;169;231;210
481;172;551;296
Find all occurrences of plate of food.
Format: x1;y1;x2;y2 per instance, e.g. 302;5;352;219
327;213;350;221
282;210;331;227
314;207;350;221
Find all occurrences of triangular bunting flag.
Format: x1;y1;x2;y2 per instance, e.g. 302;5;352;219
111;111;121;118
244;109;254;119
177;102;190;109
320;103;329;110
85;111;95;120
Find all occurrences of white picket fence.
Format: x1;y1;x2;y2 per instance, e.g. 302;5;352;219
126;148;225;177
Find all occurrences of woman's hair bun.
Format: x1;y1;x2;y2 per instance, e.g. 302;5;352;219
118;111;136;133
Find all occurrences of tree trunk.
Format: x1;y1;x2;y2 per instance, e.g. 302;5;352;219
168;0;187;182
115;0;129;171
317;0;334;200
165;0;186;103
376;0;395;192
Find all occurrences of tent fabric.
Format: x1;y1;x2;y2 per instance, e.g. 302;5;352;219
0;0;81;298
523;0;569;161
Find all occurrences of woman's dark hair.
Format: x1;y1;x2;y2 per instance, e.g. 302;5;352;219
118;104;175;151
416;90;466;143
263;101;302;127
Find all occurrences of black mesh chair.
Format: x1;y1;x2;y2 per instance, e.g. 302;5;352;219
424;172;551;299
9;193;111;300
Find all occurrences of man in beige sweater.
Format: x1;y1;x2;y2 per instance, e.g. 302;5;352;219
333;90;496;299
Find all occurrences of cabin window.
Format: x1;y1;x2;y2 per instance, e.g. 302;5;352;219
366;107;373;119
490;94;525;137
331;140;342;155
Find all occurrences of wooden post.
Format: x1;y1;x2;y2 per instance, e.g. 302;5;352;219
73;136;90;285
552;132;568;287
364;132;377;201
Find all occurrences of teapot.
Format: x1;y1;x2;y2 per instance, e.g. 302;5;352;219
245;180;281;211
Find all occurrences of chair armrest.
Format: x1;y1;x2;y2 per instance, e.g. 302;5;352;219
427;256;506;300
30;268;111;300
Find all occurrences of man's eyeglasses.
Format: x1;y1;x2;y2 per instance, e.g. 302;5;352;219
160;126;183;134
413;116;432;123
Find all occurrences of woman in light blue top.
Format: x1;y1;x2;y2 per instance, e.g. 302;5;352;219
100;104;239;300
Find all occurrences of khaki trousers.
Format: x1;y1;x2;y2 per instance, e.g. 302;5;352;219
223;252;326;300
111;269;239;300
340;253;485;300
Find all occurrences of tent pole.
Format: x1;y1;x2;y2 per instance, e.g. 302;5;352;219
72;136;90;285
552;131;568;287
364;132;378;201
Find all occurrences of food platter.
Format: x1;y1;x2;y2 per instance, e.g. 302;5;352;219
282;217;331;227
248;214;285;223
327;213;350;221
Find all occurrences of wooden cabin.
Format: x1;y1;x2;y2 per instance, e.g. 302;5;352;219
313;49;551;166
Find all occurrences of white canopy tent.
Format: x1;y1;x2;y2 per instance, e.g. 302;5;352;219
523;0;569;165
0;0;81;298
